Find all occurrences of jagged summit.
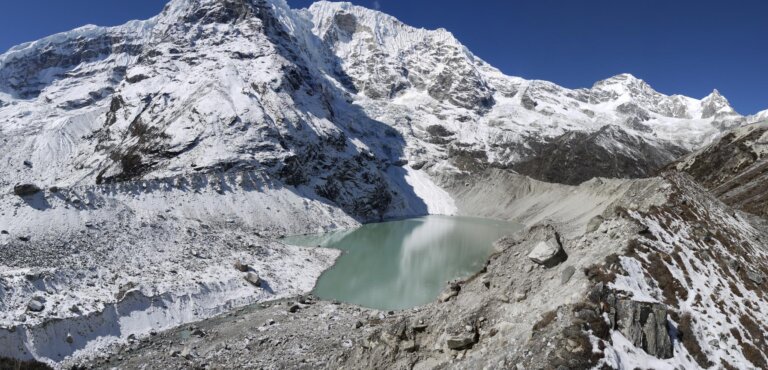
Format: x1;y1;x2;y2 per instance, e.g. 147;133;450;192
701;88;736;118
594;72;645;86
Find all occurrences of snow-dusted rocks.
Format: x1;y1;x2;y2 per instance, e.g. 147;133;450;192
26;298;45;313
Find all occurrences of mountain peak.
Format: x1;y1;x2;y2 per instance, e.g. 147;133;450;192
591;73;659;101
595;73;645;86
705;88;724;99
701;88;735;118
161;0;275;25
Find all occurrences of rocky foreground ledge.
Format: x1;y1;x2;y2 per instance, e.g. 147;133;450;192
67;172;768;369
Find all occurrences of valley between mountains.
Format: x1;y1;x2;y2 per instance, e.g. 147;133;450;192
0;0;767;369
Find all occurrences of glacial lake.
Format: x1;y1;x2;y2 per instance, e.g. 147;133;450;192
283;215;522;310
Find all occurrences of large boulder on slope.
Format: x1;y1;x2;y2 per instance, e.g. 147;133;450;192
524;225;567;267
13;183;42;197
528;239;563;266
614;299;673;359
245;272;262;287
27;297;45;312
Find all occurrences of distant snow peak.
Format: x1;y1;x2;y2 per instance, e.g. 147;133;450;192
701;88;735;118
592;73;657;97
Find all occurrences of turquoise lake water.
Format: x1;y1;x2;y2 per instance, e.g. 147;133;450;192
283;215;522;310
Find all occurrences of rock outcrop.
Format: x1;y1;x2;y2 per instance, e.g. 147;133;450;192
13;184;41;197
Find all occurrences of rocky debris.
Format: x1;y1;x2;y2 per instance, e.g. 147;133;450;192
747;269;765;285
400;339;418;352
13;183;42;197
445;321;479;350
438;280;461;302
514;125;687;185
245;272;262;287
180;346;195;360
446;333;477;350
560;266;576;284
234;260;249;272
514;291;527;302
27;298;45;312
586;215;604;233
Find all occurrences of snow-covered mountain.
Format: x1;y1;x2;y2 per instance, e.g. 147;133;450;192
0;0;752;201
1;0;767;368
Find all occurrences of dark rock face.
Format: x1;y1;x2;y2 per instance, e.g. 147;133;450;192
514;125;687;185
0;357;52;370
182;0;254;25
13;183;42;197
616;102;651;121
520;90;538;110
0;32;142;99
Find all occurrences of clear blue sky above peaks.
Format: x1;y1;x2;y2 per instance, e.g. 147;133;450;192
1;0;766;114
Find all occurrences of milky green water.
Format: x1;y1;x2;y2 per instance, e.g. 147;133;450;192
283;215;522;310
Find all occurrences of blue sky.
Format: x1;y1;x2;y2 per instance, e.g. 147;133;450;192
1;0;765;114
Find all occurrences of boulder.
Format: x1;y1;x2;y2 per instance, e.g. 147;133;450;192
438;281;461;302
13;183;42;197
614;299;673;359
508;224;568;267
400;340;418;352
586;215;604;233
234;261;249;272
561;266;576;284
446;333;477;350
245;272;262;287
746;270;764;285
27;298;45;312
528;238;566;267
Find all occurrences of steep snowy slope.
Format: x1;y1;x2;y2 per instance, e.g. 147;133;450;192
303;2;746;183
0;0;754;196
0;0;432;221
